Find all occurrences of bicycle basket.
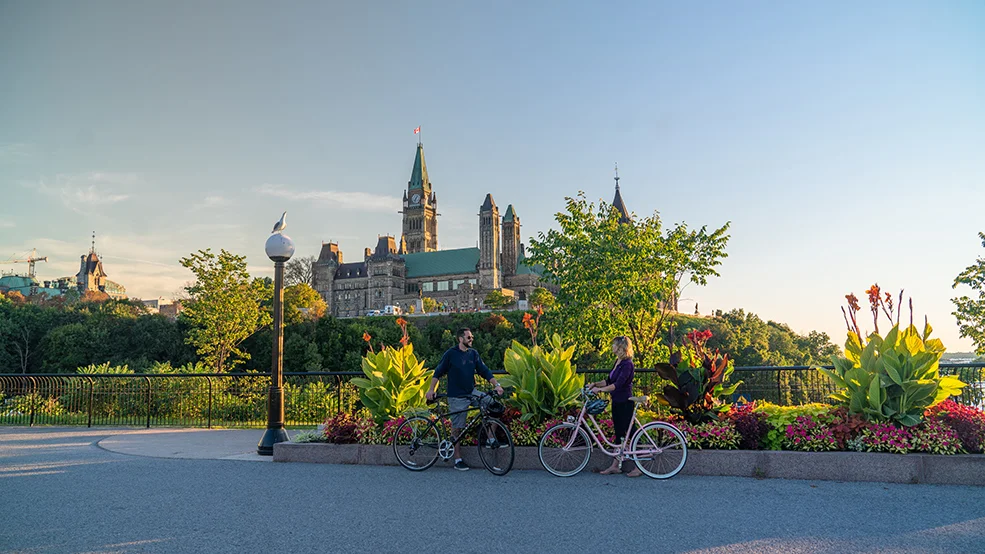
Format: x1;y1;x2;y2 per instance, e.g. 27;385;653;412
585;399;609;415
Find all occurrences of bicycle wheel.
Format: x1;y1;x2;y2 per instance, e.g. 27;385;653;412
477;418;515;476
538;423;592;477
392;416;441;471
630;422;687;479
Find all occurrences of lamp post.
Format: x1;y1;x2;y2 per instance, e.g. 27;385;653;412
258;230;295;455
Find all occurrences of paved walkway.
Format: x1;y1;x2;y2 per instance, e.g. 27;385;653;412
93;427;272;461
3;426;985;553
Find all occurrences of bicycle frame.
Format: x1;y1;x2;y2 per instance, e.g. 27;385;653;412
428;397;496;452
565;395;654;460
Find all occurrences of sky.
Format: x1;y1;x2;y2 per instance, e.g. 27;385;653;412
1;1;983;352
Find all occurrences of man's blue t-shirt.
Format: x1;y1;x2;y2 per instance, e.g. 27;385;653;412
433;346;493;398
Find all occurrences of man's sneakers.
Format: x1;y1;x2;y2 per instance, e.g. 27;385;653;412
454;459;470;471
484;437;502;449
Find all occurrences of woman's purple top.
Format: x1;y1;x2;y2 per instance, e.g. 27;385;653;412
605;358;635;403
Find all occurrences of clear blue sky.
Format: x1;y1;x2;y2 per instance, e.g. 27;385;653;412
1;1;983;351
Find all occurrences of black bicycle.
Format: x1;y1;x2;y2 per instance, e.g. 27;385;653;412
392;390;515;475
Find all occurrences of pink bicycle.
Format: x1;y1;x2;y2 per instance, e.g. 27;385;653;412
538;387;688;479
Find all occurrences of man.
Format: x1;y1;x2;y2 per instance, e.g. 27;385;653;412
426;327;504;471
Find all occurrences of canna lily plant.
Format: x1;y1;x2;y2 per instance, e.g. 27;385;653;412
820;285;966;427
499;332;584;422
655;328;740;423
350;318;433;424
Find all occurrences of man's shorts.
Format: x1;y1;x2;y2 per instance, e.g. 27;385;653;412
447;389;490;429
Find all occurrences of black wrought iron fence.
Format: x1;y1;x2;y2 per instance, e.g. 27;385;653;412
1;364;982;428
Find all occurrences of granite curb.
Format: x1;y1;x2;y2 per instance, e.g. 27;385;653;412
273;442;985;485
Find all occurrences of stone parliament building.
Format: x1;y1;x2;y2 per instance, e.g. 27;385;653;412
311;143;558;317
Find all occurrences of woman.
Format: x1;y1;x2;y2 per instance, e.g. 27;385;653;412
588;336;641;477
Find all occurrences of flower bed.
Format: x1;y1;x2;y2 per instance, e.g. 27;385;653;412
295;400;985;456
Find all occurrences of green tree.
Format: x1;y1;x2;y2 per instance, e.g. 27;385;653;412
528;287;556;311
0;303;62;373
422;297;438;313
528;192;730;368
953;232;985;356
483;289;513;310
284;283;328;324
179;249;272;372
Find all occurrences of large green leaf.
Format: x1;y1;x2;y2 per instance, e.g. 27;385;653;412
867;377;884;412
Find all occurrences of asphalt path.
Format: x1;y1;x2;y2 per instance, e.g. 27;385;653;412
1;427;984;554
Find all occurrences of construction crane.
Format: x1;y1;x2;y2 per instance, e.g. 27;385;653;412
1;248;48;278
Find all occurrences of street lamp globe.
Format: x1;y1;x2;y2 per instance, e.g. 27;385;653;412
265;233;295;262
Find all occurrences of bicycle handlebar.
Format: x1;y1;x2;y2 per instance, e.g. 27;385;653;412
426;387;513;405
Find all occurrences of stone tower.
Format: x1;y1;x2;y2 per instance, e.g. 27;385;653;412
366;236;405;308
501;204;520;277
478;193;500;290
312;242;342;310
401;143;438;253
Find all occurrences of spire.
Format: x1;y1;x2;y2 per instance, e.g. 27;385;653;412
90;231;96;254
503;204;517;222
480;193;496;211
612;164;631;224
408;144;431;193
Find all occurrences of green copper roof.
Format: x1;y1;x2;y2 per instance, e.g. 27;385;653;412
503;204;517;222
515;249;544;276
403;247;479;278
408;144;431;192
0;275;64;296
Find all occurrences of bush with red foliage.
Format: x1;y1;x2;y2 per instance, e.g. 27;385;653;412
926;400;985;453
322;413;374;444
825;407;870;450
726;403;770;450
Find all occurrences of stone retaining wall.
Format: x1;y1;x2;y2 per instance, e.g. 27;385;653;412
273;442;985;485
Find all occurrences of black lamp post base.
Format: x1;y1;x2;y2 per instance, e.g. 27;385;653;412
257;428;290;456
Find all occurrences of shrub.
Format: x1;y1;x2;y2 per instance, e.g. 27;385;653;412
351;342;432;425
499;334;583;422
292;430;328;443
754;403;832;450
784;415;838;452
680;421;740;450
821;287;965;426
322;412;374;444
848;423;913;454
826;407;869;450
727;403;770;450
926;399;985;453
910;421;961;455
654;329;740;424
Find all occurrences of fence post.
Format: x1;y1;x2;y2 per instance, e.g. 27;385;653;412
776;370;782;404
87;377;95;428
145;376;152;429
336;375;343;415
207;376;213;429
28;377;37;427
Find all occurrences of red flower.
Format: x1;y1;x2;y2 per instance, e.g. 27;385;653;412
395;317;408;327
865;284;881;307
522;313;534;329
362;332;372;343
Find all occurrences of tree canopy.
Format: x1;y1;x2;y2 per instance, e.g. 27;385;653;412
953;232;985;356
179;249;272;372
527;192;730;367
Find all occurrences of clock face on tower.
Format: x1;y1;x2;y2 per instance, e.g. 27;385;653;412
411;193;421;205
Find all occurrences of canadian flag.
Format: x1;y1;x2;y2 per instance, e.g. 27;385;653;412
413;126;421;135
